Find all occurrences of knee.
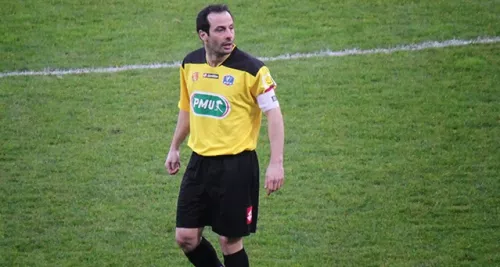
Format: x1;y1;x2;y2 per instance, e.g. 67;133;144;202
219;236;243;255
175;228;201;252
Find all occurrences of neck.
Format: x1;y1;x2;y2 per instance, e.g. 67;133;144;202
205;50;230;67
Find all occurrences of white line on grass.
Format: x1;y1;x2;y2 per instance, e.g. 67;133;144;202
1;36;499;78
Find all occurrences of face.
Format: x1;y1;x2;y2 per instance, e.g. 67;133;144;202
200;11;235;57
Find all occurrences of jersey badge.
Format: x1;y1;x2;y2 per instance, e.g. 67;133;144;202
262;73;276;92
223;75;235;86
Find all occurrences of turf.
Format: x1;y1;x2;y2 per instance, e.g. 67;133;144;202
1;0;499;266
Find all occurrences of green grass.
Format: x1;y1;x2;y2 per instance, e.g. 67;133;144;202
1;0;499;72
1;0;500;266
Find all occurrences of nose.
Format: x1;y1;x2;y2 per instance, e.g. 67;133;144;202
225;29;234;40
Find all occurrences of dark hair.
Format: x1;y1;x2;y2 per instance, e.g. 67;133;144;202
196;4;232;35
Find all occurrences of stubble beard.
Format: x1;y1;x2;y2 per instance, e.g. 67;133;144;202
207;42;230;59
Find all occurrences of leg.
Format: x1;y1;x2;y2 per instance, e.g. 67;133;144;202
219;236;243;255
219;236;249;267
175;153;223;267
175;227;203;253
176;227;223;267
209;151;259;267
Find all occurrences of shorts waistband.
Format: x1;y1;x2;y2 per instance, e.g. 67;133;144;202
193;150;255;159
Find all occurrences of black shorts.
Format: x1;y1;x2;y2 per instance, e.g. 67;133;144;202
176;150;260;237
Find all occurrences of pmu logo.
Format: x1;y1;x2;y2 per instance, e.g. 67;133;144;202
191;92;230;119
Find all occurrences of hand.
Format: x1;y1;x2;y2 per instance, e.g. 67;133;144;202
165;149;181;175
264;162;284;196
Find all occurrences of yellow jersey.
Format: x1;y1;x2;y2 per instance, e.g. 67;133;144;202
178;46;277;156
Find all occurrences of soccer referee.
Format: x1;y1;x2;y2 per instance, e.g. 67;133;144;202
165;4;285;267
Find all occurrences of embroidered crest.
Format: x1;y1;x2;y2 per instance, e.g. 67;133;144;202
223;75;235;86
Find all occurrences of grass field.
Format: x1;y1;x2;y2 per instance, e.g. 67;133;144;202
1;0;500;266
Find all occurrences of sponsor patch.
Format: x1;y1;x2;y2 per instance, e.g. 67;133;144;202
190;91;230;119
261;73;276;91
203;73;219;79
222;75;235;86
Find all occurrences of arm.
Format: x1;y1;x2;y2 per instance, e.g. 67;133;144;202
266;108;284;164
166;64;190;175
170;110;190;151
264;107;285;195
252;66;284;194
165;110;190;175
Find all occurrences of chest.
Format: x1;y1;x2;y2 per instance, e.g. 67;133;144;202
186;68;248;98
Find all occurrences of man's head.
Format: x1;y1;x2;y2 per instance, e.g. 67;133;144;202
196;4;235;57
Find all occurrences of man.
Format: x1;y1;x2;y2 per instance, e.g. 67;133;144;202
165;4;285;267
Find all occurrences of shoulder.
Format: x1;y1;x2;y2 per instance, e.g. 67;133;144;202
223;47;266;76
182;48;205;68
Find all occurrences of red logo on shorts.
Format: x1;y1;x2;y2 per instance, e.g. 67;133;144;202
246;206;253;224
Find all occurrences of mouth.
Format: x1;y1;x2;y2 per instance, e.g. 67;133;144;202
222;43;233;49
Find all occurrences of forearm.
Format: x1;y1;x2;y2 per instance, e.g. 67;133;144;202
266;108;284;164
170;110;190;151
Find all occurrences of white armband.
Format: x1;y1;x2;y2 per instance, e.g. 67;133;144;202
257;90;279;112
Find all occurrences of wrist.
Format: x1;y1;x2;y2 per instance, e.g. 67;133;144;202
169;145;180;152
269;157;283;165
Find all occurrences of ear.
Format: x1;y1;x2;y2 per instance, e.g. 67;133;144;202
198;30;208;42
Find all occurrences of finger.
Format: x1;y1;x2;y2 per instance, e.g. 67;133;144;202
267;179;275;191
277;178;284;190
265;179;271;195
267;187;276;196
272;179;280;191
264;179;271;190
168;162;179;174
169;164;178;174
273;181;280;191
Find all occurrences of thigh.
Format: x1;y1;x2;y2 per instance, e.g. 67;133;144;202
211;151;260;237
